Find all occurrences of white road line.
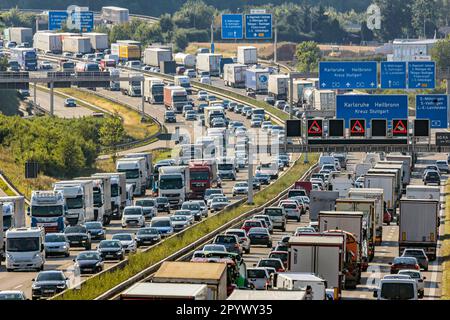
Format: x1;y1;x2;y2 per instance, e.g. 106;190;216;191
13;285;23;289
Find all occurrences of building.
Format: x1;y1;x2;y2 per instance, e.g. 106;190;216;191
388;39;438;61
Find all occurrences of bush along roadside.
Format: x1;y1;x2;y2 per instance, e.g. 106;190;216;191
54;153;318;300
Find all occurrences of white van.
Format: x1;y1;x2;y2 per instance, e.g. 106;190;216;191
319;155;336;167
373;278;418;300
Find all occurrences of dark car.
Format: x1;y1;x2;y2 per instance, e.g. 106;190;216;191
280;236;290;244
213;234;241;255
423;170;440;185
264;96;275;106
155;196;171;213
402;249;429;271
256;258;285;273
273;243;288;252
389;256;420;274
268;251;288;269
134;198;157;220
248;227;272;247
235;104;244;114
136;227;161;247
84;221;105;240
31;270;68;300
64;225;91;250
252;180;261;190
64;98;77;108
254;172;271;185
74;251;104;274
97;240;125;261
164;111;176;123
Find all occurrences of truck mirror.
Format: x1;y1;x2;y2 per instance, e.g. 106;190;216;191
373;290;378;298
27;207;31;216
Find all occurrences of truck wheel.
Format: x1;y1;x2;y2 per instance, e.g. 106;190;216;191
282;225;286;232
245;248;250;254
6;268;13;272
297;216;301;222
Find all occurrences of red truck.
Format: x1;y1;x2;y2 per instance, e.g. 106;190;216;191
294;181;313;195
187;159;218;199
163;85;188;113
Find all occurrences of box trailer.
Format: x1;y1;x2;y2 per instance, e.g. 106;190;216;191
174;52;196;68
328;172;354;198
237;46;257;65
385;154;412;186
305;89;336;111
245;68;269;94
160;60;176;75
82;33;109;51
4;27;32;44
196;53;222;76
223;63;246;88
62;36;92;54
399;198;439;260
268;74;289;100
275;273;326;300
101;6;129;24
144;48;172;67
120;282;208;300
111;43;140;62
292;80;314;105
33;32;62;53
374;162;404;193
405;185;440;201
364;173;396;214
309;191;339;221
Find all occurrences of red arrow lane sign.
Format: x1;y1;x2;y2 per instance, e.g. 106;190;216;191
351;120;365;133
393;120;407;134
308;120;322;134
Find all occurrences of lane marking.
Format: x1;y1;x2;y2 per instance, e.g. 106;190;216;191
13;284;23;289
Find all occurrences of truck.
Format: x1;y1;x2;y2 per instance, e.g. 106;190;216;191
385;154;413;186
288;235;345;299
123;152;153;189
188;159;218;199
405;185;440;200
219;57;234;77
179;144;204;165
116;157;147;196
348;188;385;245
174;53;196;68
293;181;313;196
92;172;126;219
245;68;269;94
196;53;222;77
0;196;26;231
237;46;257;64
158;166;190;208
268;74;289;100
144;77;165;104
144;48;172;67
373;162;404;193
274;273;326;300
53;180;95;226
29;191;66;233
217;156;237;181
75;177;112;225
164;86;188;113
228;289;306;300
3;27;32;45
292;80;314;106
82;32;109;51
328;172;354;198
364;173;397;216
174;75;192;95
223;63;246;88
33;32;62;53
108;67;120;91
59;60;75;72
335;198;376;261
120;72;142;97
101;6;129;24
309;191;339;221
204;105;225;128
160;61;177;75
62;36;92;54
152;261;228;300
10;48;37;71
355;163;372;178
5;227;45;272
120;282;209;300
368;168;401;203
100;59;116;71
399;198;439;260
319;211;364;287
303;88;336;111
111;43;140;62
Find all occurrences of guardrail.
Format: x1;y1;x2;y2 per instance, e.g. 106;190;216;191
0;171;31;205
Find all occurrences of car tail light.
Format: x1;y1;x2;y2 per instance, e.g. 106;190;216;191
234;243;239;248
277;268;284;272
415;264;420;270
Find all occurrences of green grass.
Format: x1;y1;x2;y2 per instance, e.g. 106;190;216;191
0;178;17;196
53;153;317;300
442;182;450;299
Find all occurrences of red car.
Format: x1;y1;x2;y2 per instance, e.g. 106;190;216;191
241;219;263;234
384;210;392;225
268;251;288;269
389;256;420;274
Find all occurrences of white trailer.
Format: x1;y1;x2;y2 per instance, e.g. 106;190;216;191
374;162;404;193
0;196;26;230
3;27;32;44
319;211;364;244
101;6;129;24
237;46;257;65
174;52;196;68
92;172;126;219
196;53;222;76
274;272;326;300
328;172;354;198
62;36;92;54
82;33;109;51
385;154;412;186
120;282;209;300
309;191;340;221
223;63;246;88
144;48;172;67
33;32;62;53
292;80;314;105
268;74;289;100
364;173;397;214
405;185;440;200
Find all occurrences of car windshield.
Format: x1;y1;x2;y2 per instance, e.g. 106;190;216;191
258;260;281;269
245;221;262;227
156;197;168;204
85;222;102;229
203;245;225;252
171;216;187;222
182;203;200;210
124;208;142;215
265;209;283;216
215;235;236;244
135;200;155;207
137;228;159;235
235;183;248;188
226;231;245;238
205;189;222;197
65;196;83;209
36;272;65;282
394;257;417;265
399;271;420;279
152;220;171;227
381;283;415;300
282;203;297;209
175;210;192;216
213;197;227;203
270;252;287;260
249;228;267;234
45;234;66;242
0;293;24;300
247;269;267;278
77;252;100;260
113;234;133;241
99;241;120;249
65;226;86;234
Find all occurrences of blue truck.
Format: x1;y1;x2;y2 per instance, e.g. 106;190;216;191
10;47;37;71
219;57;234;78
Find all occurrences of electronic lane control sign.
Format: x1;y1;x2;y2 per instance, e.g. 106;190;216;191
245;14;272;39
319;61;377;90
307;119;323;138
328;119;345;137
286;120;302;137
392;119;408;137
371;119;387;137
350;119;366;137
221;14;243;39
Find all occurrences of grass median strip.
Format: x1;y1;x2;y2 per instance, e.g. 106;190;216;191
54;152;317;300
442;182;450;299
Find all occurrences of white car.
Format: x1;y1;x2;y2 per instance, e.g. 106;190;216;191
197;90;208;101
247;268;271;290
170;215;190;232
253;214;274;234
278;201;301;222
173;210;194;225
200;76;211;84
256;162;279;179
232;182;249;196
121;206;145;228
111;233;137;253
436;160;449;173
294;226;316;236
207;194;224;208
398;269;426;298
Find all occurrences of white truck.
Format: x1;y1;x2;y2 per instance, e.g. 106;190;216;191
29;191;66;233
123;152;153;189
364;173;397;215
399;198;439;261
237;46;257;64
368;168;401;206
75;176;112;225
216;157;237;181
309;191;339;221
164;85;188;113
82;32;109;51
304;89;336;111
116;157;147;196
328;172;354;198
385;154;412;187
53;181;95;226
292;80;314;105
406;185;440;200
374;162;404;193
5;227;45;272
0;196;25;231
223;63;246;88
62;36;92;54
174;53;196;68
144;48;172;67
109;67;120;91
245;68;269;94
204;105;225;128
196;53;222;77
120;72;143;97
174;75;192;95
274;272;327;300
92;172;126;219
288;235;345;300
144;77;165;104
158;166;190;208
120;282;209;300
268;74;289;100
355;163;372;178
33;31;62;53
3;27;32;44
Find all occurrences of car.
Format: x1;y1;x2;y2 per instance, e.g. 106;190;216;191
241;219;264;234
280;236;290;245
210;196;229;212
17;89;30;99
294;226;316;236
236;153;248;168
232;182;249;196
44;233;70;257
97;240;125;261
398;269;426;298
170;215;190;232
182;105;194;116
234;104;244;114
247;268;271;290
273;243;288;252
254;172;271;185
355;176;364;188
200;76;211;84
141;65;152;71
189;200;208;217
207;194;224;208
278;201;301;221
204;188;224;202
202;244;227;252
261;121;273;132
225;229;250;254
84;221;106;240
278;154;290;167
185;110;197;121
211;118;226;128
185;69;197;78
155;196;171;213
389;256;420;274
423;170;441;185
112;233;137;253
274;100;287;110
64;98;77;108
197;103;208;113
212;234;241;255
424;164;441;174
248;227;272;247
134;198;157;220
197;90;208;100
242;106;252;117
247;91;256;98
436;160;449;173
121;206;146;228
268;251;288;269
263;207;287;231
308;221;319;232
264;96;275;106
401;248;429;271
251;118;262;128
0;291;27;300
136;227;161;247
256;258;285;273
64;225;92;250
252;180;262;190
181;201;203;221
253;214;274;234
62;52;73;57
32;270;68;300
73;251;104;274
164;110;176;123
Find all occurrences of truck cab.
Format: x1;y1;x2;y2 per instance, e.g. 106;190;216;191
53;181;94;226
188;159;218;200
158;166;189;209
116;157;147;196
5;227;45;272
30;191;66;233
174;75;192;95
217;157;237;181
145;77;165;104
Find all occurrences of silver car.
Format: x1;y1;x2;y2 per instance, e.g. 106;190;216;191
247;268;271;290
225;228;251;254
253;214;274;233
191;200;208;217
44;233;70;257
263;207;286;231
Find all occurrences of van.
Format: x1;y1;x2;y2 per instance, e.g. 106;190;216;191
263;207;286;231
373;278;418;300
319;155;335;167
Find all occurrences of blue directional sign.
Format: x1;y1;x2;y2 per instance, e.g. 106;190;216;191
48;11;69;30
416;94;448;128
336;94;408;128
221;14;243;39
408;61;435;89
380;62;407;89
245;14;272;39
319;61;378;90
48;10;93;32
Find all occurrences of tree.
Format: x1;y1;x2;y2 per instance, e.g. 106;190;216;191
411;0;437;38
0;56;8;71
99;115;125;162
159;13;174;33
172;0;216;30
295;41;321;73
374;0;413;41
173;29;189;51
431;37;450;70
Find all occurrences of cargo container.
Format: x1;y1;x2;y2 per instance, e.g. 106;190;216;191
164;86;188;113
245;68;269;94
368;168;401;201
174;52;196;68
111;43;140;62
303;89;336;111
364;173;396;214
10;48;37;71
144;48;172;67
405;185;440;200
196;53;222;77
292;80;314;105
275;273;326;300
3;27;32;45
385;154;412;186
328;172;354;198
101;6;129;24
33;32;62;53
399;198;439;260
174;75;192;94
219;57;234;77
120;282;209;300
268;74;289;100
223;63;246;88
82;33;109;51
92;172;126;219
62;36;92;54
160;61;176;75
309;191;339;221
237;46;257;65
375;161;406;190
